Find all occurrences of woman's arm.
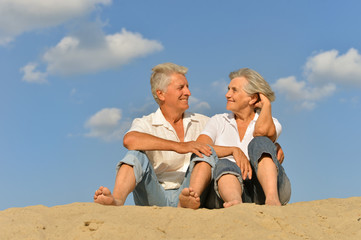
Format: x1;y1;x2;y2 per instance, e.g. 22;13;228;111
253;93;277;141
197;134;252;180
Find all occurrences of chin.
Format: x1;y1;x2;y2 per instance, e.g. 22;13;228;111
181;104;189;111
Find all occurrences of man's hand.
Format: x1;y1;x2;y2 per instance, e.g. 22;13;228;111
175;141;212;158
233;147;252;180
275;142;284;164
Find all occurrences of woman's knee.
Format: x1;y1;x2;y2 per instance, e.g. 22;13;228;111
248;136;276;164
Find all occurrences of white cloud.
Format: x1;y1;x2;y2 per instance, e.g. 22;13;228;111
20;62;48;83
273;48;361;110
273;76;336;110
21;28;163;82
188;96;211;114
305;48;361;86
273;76;336;101
0;0;111;45
84;108;130;141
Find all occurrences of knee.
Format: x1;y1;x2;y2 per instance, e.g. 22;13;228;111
190;146;218;168
249;136;272;148
120;150;151;174
249;136;273;155
248;136;275;165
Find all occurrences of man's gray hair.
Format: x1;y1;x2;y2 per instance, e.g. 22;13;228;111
229;68;275;102
150;63;188;104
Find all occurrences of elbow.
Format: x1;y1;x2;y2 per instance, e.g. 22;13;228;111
253;127;268;137
123;133;136;150
254;128;277;142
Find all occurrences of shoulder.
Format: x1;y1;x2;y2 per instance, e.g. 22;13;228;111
185;112;210;123
129;110;159;133
209;113;231;122
204;113;230;128
132;111;156;124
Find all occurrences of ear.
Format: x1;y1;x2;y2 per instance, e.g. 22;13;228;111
249;93;259;105
156;89;165;102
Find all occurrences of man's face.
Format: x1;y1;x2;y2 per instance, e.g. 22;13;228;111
161;73;191;112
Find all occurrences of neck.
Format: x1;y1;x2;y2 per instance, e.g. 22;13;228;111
233;108;255;122
160;105;184;123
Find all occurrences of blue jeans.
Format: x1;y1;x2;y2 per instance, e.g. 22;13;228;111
116;148;218;207
212;136;291;206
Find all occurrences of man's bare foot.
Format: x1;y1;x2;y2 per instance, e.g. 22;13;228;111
94;186;123;206
178;188;200;209
223;199;242;208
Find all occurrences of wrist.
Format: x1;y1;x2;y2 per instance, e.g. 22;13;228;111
232;147;240;155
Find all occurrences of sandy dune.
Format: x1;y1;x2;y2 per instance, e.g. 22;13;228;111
1;197;360;239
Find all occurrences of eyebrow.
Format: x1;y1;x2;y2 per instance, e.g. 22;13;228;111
176;83;189;88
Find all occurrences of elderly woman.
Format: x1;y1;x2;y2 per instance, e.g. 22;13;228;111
181;68;291;208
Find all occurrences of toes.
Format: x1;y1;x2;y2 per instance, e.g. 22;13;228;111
181;188;191;196
102;187;111;195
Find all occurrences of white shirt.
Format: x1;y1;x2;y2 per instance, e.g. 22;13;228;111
128;108;209;189
200;112;281;162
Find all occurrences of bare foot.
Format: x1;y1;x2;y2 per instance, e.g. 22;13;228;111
94;186;123;206
223;199;242;208
265;197;281;206
178;188;200;209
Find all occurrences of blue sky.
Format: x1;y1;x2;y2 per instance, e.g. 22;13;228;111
1;0;361;210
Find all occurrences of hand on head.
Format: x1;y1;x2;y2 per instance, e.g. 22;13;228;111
253;93;271;109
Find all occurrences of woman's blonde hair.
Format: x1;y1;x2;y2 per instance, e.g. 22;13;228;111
150;63;188;104
229;68;275;102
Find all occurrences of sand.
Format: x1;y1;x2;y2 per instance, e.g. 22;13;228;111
1;197;360;240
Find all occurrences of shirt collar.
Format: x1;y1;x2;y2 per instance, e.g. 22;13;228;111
223;111;259;126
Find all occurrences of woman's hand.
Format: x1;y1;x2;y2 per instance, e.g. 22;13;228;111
233;147;252;180
254;93;271;109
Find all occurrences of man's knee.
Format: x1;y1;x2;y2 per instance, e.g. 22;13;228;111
190;147;218;168
117;150;151;184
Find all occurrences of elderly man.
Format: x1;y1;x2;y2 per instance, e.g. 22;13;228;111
94;63;217;207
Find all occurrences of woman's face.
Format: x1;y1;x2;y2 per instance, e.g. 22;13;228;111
225;76;253;113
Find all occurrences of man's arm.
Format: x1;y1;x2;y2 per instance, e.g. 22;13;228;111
123;131;212;158
275;142;285;164
253;93;277;142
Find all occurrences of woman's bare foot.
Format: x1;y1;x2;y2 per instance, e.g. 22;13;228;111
94;186;124;206
265;197;281;206
178;188;200;209
223;199;242;208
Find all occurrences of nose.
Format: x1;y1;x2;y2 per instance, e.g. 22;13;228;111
184;85;191;96
225;89;231;98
